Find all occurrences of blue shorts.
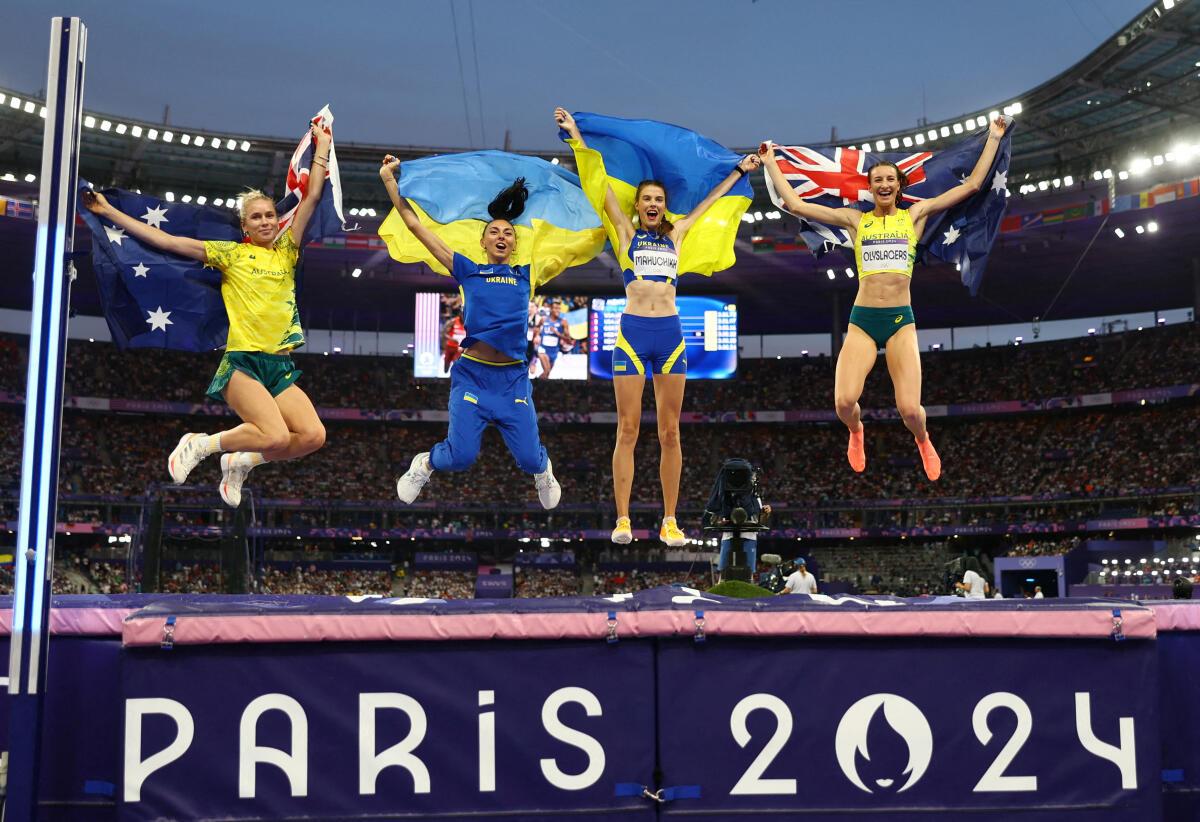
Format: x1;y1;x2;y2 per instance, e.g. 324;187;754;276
539;341;560;363
429;355;548;475
612;314;687;377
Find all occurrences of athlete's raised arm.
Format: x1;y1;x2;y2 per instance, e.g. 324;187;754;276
379;154;456;272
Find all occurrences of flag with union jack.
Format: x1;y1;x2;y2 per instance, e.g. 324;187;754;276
765;122;1014;294
82;107;354;351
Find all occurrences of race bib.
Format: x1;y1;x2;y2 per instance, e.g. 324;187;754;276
859;236;911;274
633;248;679;281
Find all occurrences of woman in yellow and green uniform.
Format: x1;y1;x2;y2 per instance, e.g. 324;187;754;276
760;116;1008;481
81;125;331;506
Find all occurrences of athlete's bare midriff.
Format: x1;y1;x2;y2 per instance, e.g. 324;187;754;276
462;341;514;363
623;279;678;317
854;271;912;308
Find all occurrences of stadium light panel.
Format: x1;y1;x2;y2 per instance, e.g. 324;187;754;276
146;128;158;141
1063;175;1073;186
975;115;986;127
549;157;559;165
1135;225;1145;234
952;123;964;134
194;135;206;147
889;137;899;149
195;196;206;205
226;138;236;150
914;133;925;145
844;268;854;278
0;94;5;105
1;173;16;182
988;110;1000;121
164;192;175;202
1130;157;1151;174
826;269;835;280
1114;228;1125;238
349;208;359;216
1164;0;1175;9
939;126;950;137
181;195;192;203
1037;180;1049;190
766;211;781;219
1093;171;1103;181
22;100;34;114
902;136;912;148
9;96;20;109
240;140;251;151
1152;154;1163;165
162;131;173;143
1012;102;1022;114
754;211;763;220
351;269;362;278
23;173;35;183
1118;170;1129;180
179;134;191;145
1147;221;1158;233
1103;169;1113;178
213;198;223;207
130;125;142;138
115;123;127;134
874;140;886;151
1052;178;1061;188
99;119;111;131
927;129;938;140
740;214;755;224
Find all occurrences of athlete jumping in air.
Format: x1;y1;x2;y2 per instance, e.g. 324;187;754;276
556;107;760;545
81;124;332;507
760;116;1009;481
379;154;561;508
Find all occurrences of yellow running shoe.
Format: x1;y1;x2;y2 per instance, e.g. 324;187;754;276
611;516;633;545
659;516;686;547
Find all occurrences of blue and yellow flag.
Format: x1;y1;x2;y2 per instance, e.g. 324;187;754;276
378;150;605;287
561;112;752;276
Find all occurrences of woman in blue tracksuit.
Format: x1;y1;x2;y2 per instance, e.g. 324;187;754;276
379;154;561;508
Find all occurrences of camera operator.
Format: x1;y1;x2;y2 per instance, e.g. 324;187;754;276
955;559;989;600
778;557;819;595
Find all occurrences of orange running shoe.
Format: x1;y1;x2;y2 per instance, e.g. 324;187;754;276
847;428;866;473
916;435;941;481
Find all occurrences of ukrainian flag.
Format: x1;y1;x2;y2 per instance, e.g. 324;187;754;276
562;112;752;276
378;150;605;287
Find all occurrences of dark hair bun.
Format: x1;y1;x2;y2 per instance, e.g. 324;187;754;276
487;177;528;222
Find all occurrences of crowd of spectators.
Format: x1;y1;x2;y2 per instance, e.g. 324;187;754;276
514;568;581;597
7;401;1196;508
592;569;710;595
404;570;475;599
0;323;1196;414
1006;536;1083;557
258;564;392;595
808;542;951;597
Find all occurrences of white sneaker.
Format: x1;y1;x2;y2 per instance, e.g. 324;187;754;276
396;452;433;503
534;459;561;509
168;433;209;484
219;453;254;508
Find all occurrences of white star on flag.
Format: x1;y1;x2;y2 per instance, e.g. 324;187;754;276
131;262;149;278
146;306;173;332
140;205;169;229
942;225;961;245
103;225;127;246
991;170;1008;195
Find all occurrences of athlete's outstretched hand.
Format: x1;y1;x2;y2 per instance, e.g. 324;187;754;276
758;141;777;164
737;154;762;174
80;188;111;216
554;107;581;141
988;116;1008;140
379;154;401;180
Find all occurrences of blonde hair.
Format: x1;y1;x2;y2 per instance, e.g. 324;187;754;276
238;189;275;223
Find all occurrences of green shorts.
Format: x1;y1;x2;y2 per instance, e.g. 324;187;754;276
848;305;915;349
206;351;302;403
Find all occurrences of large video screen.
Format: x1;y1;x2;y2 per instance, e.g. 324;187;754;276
588;296;738;380
413;292;590;379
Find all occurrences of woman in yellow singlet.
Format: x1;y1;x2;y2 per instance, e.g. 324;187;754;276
81;125;331;506
759;117;1008;481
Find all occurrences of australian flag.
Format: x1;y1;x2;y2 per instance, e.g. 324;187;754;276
764;119;1014;295
81;105;353;351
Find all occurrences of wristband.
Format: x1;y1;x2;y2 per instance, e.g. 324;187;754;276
734;165;747;177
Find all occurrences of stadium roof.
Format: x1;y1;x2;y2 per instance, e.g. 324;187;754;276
1;0;1199;335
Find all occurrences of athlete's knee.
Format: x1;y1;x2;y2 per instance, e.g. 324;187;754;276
616;417;641;449
259;425;291;453
896;401;924;427
440;443;480;471
834;393;859;419
297;422;326;453
657;423;681;450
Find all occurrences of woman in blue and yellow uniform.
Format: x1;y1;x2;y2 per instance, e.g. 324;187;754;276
379;155;561;509
81;124;332;507
556;108;760;545
759;116;1009;481
534;298;573;379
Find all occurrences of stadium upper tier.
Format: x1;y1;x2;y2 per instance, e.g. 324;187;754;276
2;0;1199;212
